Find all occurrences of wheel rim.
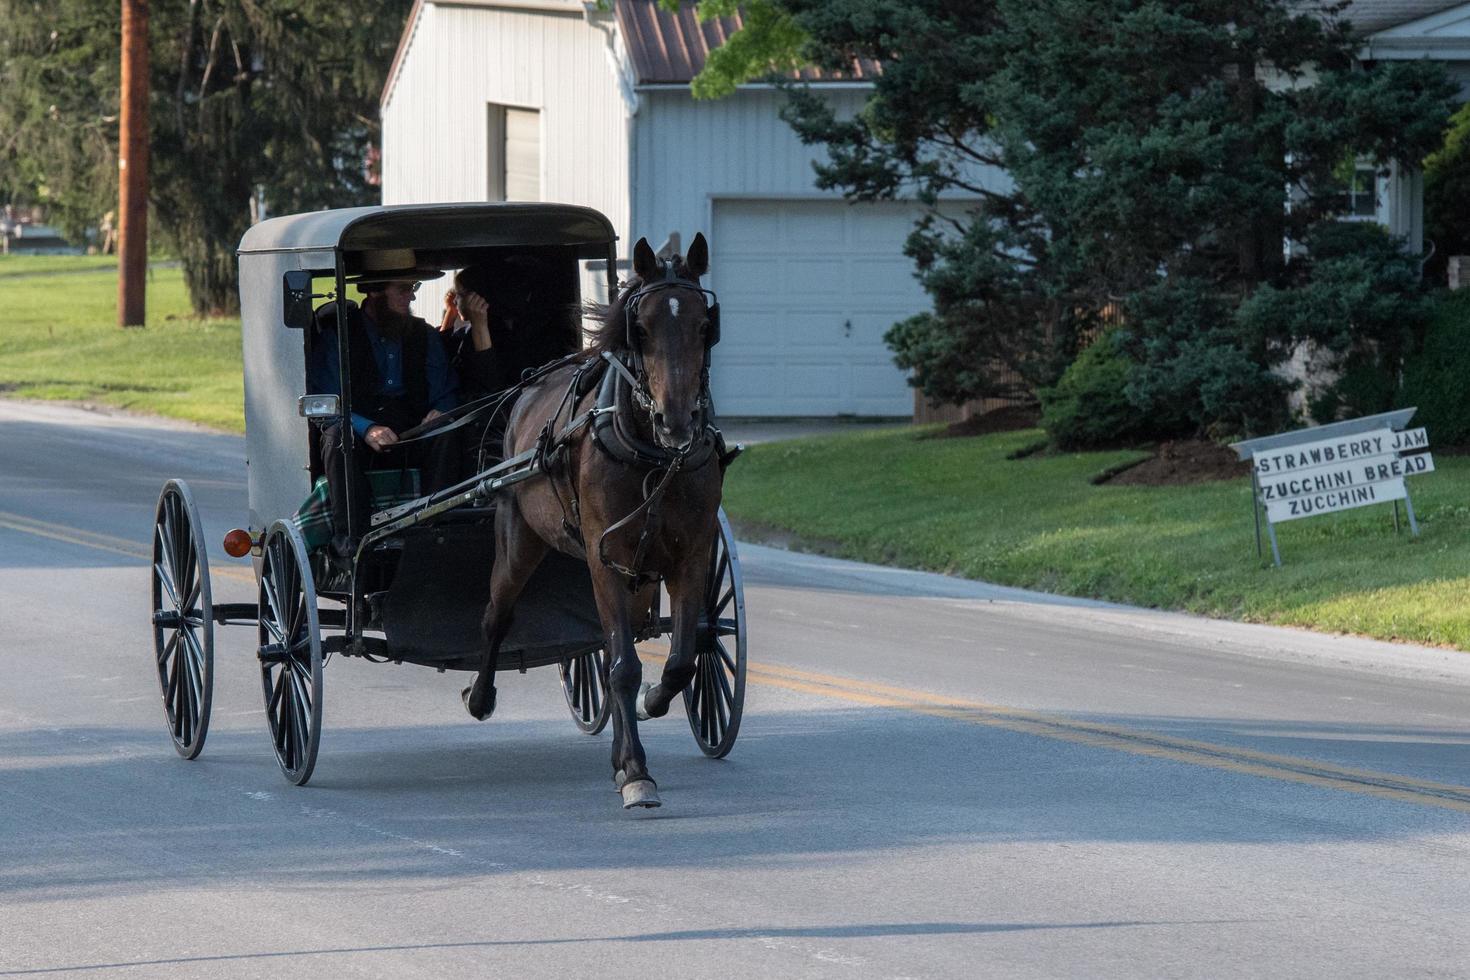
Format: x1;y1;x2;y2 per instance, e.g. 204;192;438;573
560;648;611;735
682;509;746;758
151;481;213;760
257;522;323;785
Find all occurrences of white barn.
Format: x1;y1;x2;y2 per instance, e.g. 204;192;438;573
378;0;999;417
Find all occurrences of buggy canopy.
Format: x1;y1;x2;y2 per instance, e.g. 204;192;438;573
237;202;617;258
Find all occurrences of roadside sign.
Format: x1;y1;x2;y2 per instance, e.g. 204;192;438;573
1252;428;1427;477
1256;452;1435;504
1231;410;1434;566
1265;477;1407;523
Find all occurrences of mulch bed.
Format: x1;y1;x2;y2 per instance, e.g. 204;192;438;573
929;403;1042;439
1103;439;1251;486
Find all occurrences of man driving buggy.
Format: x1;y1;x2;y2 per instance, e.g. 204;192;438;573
308;249;461;564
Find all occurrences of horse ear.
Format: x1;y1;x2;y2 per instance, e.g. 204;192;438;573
685;233;709;279
632;238;658;281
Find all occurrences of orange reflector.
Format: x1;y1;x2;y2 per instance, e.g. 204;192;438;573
222;528;254;558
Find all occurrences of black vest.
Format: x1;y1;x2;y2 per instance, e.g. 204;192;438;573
322;303;432;430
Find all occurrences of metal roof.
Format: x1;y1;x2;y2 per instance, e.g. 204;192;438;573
237;202;618;257
614;0;876;85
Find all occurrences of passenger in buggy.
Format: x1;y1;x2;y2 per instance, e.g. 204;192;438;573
439;271;514;475
308;248;463;563
437;257;581;473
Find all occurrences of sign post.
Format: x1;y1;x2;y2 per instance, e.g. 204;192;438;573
1231;410;1433;567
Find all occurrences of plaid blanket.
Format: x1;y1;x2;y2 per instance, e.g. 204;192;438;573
293;468;422;553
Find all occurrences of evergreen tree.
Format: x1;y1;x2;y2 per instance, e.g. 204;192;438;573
1424;99;1470;284
707;0;1456;433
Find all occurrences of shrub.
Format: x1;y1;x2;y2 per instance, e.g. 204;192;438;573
1122;279;1291;440
1040;330;1157;449
1398;290;1470;445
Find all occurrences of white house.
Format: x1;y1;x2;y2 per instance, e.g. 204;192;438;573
379;0;1470;418
1342;1;1470;251
379;0;1005;417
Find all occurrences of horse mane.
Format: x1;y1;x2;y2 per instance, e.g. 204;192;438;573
580;254;699;358
581;274;642;358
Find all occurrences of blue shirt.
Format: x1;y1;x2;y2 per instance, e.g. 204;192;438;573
309;311;457;438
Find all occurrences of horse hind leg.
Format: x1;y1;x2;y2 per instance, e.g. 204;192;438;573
464;500;547;720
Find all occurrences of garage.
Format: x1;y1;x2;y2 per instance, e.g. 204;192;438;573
709;199;932;417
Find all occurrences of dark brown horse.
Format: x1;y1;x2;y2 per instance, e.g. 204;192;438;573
463;233;724;809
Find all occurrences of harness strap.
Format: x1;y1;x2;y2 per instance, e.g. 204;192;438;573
596;453;686;589
535;358;614;548
600;351;654;413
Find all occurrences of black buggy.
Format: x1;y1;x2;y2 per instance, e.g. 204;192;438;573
149;203;748;785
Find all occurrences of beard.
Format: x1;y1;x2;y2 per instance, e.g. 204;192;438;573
372;306;418;341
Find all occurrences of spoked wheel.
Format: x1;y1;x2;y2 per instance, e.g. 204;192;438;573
560;648;611;735
682;507;747;758
257;520;323;786
150;479;214;759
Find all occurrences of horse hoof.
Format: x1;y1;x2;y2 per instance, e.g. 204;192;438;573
635;682;652;721
620;779;661;809
462;685;496;721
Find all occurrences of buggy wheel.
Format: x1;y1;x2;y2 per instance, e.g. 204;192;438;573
559;648;611;735
257;520;323;786
150;479;214;759
682;508;747;758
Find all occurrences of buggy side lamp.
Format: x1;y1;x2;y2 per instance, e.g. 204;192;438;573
222;528;255;558
298;394;340;418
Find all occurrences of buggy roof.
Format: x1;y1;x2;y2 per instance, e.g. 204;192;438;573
237;202;617;257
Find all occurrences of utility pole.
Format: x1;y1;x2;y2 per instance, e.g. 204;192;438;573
118;0;149;327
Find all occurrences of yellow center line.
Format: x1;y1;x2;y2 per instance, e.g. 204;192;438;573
0;510;256;582
638;643;1470;814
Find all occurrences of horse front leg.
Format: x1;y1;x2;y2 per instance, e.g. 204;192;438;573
591;563;660;809
636;552;704;721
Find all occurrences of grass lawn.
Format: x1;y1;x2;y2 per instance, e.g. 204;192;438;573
0;255;243;430
6;256;1466;648
722;426;1470;650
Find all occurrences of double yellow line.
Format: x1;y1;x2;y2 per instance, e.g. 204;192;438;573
638;654;1470;815
7;508;1469;813
0;509;255;583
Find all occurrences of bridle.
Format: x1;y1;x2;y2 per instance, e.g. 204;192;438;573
615;262;721;433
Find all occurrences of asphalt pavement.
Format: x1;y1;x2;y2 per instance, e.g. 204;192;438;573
3;399;1470;978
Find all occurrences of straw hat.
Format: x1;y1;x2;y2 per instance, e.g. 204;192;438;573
348;248;444;286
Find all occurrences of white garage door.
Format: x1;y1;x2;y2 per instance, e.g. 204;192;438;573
710;199;930;416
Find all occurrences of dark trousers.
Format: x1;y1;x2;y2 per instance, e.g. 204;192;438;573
320;418;462;553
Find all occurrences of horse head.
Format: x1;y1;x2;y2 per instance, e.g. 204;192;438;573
627;233;718;452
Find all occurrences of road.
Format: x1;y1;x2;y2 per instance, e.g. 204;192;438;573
3;399;1470;978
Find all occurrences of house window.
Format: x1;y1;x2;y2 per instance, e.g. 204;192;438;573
486;104;540;202
1332;161;1380;221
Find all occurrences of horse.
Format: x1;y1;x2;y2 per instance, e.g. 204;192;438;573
462;232;726;809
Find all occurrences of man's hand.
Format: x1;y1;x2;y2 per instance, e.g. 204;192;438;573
364;425;399;452
422;409;444;424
